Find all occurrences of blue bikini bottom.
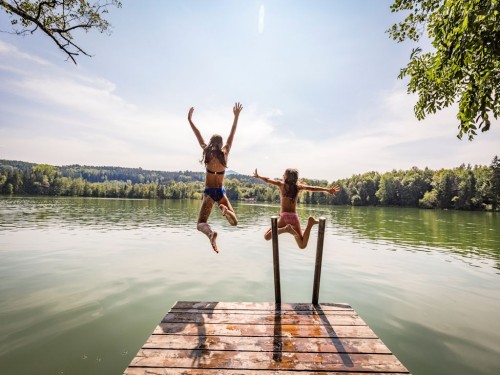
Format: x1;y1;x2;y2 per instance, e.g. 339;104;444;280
204;187;226;202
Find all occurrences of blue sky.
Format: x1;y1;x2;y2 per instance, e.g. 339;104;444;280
1;0;498;181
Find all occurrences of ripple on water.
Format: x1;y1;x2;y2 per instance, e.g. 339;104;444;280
1;197;499;375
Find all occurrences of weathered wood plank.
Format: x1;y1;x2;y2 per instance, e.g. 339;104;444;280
125;369;409;375
161;312;366;326
154;322;378;338
125;302;411;374
144;335;391;354
129;349;407;372
172;301;352;311
169;309;356;316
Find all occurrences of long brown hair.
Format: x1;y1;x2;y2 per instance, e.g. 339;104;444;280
201;134;227;167
283;168;299;199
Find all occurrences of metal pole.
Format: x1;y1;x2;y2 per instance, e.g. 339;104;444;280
312;217;326;305
271;216;281;304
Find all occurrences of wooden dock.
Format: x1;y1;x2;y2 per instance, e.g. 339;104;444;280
124;301;410;374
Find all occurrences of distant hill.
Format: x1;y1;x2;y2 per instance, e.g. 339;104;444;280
0;159;262;185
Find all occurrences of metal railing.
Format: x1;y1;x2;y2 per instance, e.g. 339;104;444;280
270;216;326;305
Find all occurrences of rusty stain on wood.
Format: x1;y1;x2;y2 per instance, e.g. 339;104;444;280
124;301;411;374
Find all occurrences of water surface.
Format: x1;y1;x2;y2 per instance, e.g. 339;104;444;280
0;197;499;375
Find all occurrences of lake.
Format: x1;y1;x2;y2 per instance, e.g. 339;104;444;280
0;197;499;375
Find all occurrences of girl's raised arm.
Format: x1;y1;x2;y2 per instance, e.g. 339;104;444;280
299;184;341;195
187;107;207;149
223;102;243;154
253;169;282;187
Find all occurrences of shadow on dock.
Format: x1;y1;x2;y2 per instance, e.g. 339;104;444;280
313;304;354;367
273;304;282;362
161;301;217;367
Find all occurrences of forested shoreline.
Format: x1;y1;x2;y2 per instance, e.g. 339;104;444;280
1;158;499;211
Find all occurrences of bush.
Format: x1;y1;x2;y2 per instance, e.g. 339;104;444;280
419;191;437;209
351;194;362;206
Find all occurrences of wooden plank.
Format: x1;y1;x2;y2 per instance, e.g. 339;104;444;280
172;301;352;311
125;302;411;374
154;322;378;339
144;335;391;354
161;312;366;326
126;369;409;375
129;349;407;372
169;309;356;316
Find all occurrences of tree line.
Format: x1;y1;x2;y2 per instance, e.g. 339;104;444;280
1;157;499;211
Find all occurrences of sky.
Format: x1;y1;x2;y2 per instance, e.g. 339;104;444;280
0;0;498;181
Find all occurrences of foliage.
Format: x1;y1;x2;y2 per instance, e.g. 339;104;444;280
491;155;500;209
0;0;121;63
453;165;479;210
377;173;401;205
419;190;437;208
351;194;362;206
59;164;207;184
1;158;499;211
388;0;500;140
432;169;456;209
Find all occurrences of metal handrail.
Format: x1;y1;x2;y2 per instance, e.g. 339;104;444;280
270;216;326;305
271;216;281;304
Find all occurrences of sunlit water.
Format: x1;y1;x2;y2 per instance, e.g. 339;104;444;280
0;197;499;375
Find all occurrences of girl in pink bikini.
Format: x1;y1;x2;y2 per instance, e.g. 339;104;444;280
253;168;340;249
187;102;243;253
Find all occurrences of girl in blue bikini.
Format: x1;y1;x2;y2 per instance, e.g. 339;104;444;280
188;102;243;253
253;168;340;249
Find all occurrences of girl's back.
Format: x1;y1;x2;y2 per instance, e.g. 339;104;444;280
280;184;299;213
280;168;300;213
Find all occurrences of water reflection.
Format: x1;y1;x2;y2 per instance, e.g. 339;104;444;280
1;197;499;269
326;206;500;270
0;197;201;231
1;197;499;375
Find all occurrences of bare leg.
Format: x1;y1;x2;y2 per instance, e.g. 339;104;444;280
264;219;299;240
219;204;237;225
197;195;218;253
282;224;299;236
197;222;218;253
264;227;272;240
218;196;238;226
293;216;318;249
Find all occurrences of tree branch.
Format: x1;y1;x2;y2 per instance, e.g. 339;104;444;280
0;0;121;64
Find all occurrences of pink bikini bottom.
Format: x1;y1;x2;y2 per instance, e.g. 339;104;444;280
280;212;299;225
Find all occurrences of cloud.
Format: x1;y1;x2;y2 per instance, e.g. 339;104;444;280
0;46;282;173
0;40;48;65
1;39;498;181
233;84;499;180
0;48;193;168
12;76;133;119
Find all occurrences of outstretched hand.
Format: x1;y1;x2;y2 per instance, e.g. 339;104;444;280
329;184;341;195
188;107;194;122
233;102;243;116
253;168;259;178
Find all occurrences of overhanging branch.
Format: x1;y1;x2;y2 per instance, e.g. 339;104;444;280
0;0;121;64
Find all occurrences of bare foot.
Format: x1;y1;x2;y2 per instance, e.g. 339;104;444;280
219;204;237;225
208;231;218;253
308;216;319;226
284;224;299;237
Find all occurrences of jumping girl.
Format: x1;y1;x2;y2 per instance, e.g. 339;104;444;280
253;168;340;249
187;103;243;253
